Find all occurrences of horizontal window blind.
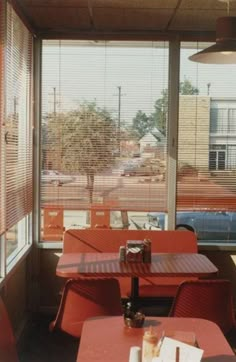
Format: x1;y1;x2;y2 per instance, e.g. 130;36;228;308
176;43;236;241
41;41;169;222
3;3;33;233
0;0;5;236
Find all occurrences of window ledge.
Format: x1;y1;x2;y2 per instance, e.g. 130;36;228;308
37;241;63;249
198;242;236;251
37;240;236;252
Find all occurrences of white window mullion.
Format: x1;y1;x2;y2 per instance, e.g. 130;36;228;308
167;39;180;230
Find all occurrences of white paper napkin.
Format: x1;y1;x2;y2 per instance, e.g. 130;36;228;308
154;337;204;362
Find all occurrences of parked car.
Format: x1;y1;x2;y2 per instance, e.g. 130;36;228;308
41;170;76;186
121;163;159;176
143;211;236;241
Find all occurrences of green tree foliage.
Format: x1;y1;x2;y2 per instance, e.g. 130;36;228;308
179;78;199;95
131;110;155;138
46;102;116;203
132;78;199;137
150;89;168;136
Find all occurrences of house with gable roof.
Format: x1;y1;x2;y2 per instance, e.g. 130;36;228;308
139;128;166;158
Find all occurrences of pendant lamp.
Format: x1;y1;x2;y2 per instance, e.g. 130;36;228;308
189;16;236;63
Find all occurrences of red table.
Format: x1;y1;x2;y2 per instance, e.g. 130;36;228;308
77;316;236;362
56;252;218;299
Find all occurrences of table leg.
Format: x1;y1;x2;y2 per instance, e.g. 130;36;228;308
131;277;139;301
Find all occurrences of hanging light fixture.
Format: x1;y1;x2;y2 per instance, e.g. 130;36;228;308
189;0;236;63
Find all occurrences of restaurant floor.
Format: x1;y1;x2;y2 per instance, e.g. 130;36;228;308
18;306;236;362
18;314;79;362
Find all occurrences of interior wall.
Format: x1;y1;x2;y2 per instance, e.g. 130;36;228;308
0;257;29;335
39;249;64;311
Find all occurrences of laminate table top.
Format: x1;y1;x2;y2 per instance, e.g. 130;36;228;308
77;316;236;362
56;252;218;279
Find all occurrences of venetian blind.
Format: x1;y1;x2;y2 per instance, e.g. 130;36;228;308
0;0;5;236
41;40;169;236
4;3;33;232
177;42;236;241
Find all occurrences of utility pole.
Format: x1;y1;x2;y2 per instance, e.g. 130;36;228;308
117;86;121;155
207;83;211;96
48;87;59;115
53;87;57;115
114;86;125;156
48;87;61;170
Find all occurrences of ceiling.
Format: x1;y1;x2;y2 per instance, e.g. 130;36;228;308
12;0;236;40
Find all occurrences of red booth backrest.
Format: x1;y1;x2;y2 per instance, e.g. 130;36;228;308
63;229;197;253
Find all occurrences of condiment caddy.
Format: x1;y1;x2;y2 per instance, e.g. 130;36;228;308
119;238;152;263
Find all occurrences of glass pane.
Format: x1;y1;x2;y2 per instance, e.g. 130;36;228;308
6;215;30;262
41;40;169;240
6;224;18;257
178;42;236;242
218;151;225;170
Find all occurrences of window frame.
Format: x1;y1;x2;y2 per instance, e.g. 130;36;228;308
0;1;33;280
36;39;236;251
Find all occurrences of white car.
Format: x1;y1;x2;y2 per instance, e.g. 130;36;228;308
41;170;76;186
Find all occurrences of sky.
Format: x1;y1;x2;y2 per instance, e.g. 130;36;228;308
42;41;236;124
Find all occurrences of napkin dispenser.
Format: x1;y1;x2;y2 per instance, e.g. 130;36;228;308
126;240;144;262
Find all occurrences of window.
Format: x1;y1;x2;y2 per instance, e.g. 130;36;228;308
228;109;236;133
176;43;236;242
0;3;33;273
40;40;236;244
210;109;228;134
209;145;226;171
228;145;236;169
41;40;169;241
210;108;236;134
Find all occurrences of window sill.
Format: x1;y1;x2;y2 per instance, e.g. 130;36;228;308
198;242;236;252
37;240;236;252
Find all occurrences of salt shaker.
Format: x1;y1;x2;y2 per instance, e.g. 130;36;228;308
129;346;141;362
142;327;158;362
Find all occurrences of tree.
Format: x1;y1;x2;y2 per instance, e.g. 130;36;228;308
150;89;168;136
150;78;199;136
131;110;155;138
46;102;116;203
179;78;199;95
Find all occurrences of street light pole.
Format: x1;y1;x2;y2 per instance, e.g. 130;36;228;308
117;86;121;156
53;87;57;115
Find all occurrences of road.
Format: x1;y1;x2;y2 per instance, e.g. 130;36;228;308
41;174;236;212
40;174;236;237
41;175;166;212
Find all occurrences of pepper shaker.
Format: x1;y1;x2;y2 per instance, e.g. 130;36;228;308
143;238;152;263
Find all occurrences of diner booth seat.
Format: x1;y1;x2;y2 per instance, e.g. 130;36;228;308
63;229;198;298
50;278;123;338
0;295;19;362
169;279;236;335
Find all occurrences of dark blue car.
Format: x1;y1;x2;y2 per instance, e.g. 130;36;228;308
144;211;236;241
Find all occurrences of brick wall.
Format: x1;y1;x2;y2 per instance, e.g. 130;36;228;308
178;96;210;170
